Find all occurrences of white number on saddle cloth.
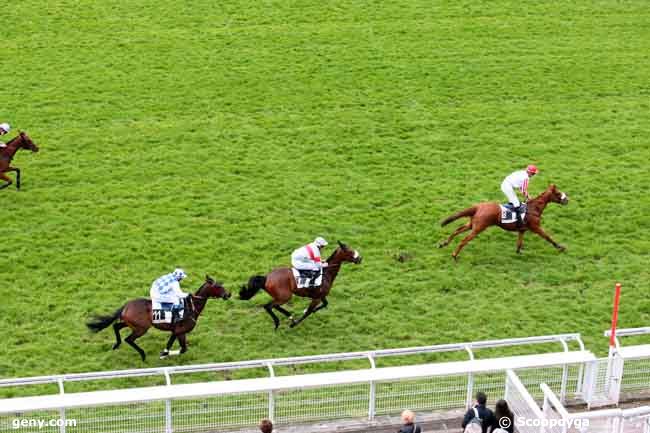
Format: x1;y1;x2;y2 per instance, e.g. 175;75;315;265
152;302;173;324
291;268;323;289
499;204;526;224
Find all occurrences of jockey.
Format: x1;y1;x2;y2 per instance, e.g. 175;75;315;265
0;123;10;148
501;165;538;225
150;268;188;322
291;237;329;290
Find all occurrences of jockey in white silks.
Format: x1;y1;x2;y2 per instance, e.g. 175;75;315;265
291;237;329;289
501;165;538;225
0;123;10;148
150;269;188;321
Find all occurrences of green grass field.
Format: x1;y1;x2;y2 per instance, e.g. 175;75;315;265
2;0;649;382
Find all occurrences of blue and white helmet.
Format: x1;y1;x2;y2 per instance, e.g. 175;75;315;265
172;268;187;280
313;237;328;247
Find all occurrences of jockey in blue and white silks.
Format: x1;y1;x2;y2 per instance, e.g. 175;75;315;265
150;268;188;308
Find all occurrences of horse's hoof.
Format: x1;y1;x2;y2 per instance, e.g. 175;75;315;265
452;254;458;261
558;245;566;252
289;320;297;328
437;242;446;249
159;350;169;359
112;343;120;350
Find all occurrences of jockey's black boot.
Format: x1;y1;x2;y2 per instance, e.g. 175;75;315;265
514;206;523;228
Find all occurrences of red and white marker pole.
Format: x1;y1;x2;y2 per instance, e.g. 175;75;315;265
609;283;622;357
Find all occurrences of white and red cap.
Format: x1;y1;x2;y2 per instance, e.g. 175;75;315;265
0;123;10;133
527;164;538;174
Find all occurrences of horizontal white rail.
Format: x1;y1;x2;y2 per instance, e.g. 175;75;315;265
0;350;595;414
0;333;583;389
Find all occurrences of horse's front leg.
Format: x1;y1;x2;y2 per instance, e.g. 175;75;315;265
177;334;188;354
290;299;320;328
160;334;177;359
531;226;565;252
516;231;525;254
312;297;328;313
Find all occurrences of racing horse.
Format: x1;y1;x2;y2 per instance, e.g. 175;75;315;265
87;276;231;361
239;241;362;329
439;184;569;259
0;132;39;190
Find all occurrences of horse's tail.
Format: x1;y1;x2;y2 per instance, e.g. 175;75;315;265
239;275;267;300
86;307;123;333
441;206;477;226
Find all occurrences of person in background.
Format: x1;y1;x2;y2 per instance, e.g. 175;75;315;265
462;391;496;433
490;399;514;433
397;409;422;433
259;418;273;433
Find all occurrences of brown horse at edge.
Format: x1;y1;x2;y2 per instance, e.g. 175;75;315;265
0;132;39;190
439;184;569;259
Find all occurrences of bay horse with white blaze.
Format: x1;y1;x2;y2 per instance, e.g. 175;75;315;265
239;241;362;329
87;276;231;361
439;184;569;259
0;132;39;190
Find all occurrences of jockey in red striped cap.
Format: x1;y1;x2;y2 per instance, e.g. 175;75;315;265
501;165;538;226
291;237;328;292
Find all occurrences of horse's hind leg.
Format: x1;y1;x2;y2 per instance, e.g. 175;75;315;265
274;305;293;318
452;225;487;260
15;168;20;190
125;328;149;362
264;302;281;330
0;172;11;190
439;222;472;248
112;322;127;350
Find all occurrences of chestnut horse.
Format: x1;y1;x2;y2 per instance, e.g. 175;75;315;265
439;184;569;259
0;132;39;190
239;241;362;329
87;276;231;361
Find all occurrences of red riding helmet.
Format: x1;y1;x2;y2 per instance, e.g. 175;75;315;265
527;164;538;174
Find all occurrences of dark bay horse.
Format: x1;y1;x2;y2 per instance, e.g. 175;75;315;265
439;184;569;259
239;241;362;329
0;132;39;190
87;276;231;361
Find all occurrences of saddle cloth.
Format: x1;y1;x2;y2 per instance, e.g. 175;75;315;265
499;203;527;224
152;302;173;324
292;268;323;289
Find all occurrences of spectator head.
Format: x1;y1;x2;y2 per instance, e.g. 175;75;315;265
495;399;510;412
259;418;273;433
476;391;487;405
401;409;415;424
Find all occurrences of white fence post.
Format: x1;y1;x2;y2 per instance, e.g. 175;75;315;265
164;368;172;433
57;378;66;433
367;353;377;420
465;346;474;408
266;362;276;423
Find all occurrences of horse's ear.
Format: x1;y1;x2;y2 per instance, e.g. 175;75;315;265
550;184;557;191
205;274;212;281
337;240;344;248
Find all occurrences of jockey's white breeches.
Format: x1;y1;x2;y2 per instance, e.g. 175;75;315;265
150;288;183;306
501;181;520;207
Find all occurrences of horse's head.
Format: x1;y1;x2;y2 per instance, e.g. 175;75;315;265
548;184;569;205
200;275;231;300
18;132;39;153
330;240;363;265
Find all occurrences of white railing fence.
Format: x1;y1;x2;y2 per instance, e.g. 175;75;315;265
1;331;649;433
